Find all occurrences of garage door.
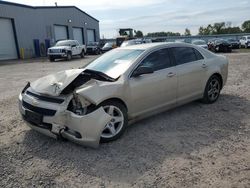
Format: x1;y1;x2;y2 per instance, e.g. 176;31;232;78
87;29;95;44
54;25;68;42
0;18;17;60
73;28;84;45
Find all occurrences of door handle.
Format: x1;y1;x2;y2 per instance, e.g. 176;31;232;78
202;63;207;68
167;72;175;77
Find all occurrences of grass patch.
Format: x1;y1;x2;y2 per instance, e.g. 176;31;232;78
237;48;250;53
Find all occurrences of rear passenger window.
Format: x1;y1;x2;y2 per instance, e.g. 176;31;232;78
193;49;204;60
140;48;172;71
171;47;197;65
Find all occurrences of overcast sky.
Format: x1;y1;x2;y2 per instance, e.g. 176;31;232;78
3;0;250;38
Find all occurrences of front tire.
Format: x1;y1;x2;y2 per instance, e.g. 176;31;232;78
99;101;128;143
49;56;55;62
202;75;221;104
66;52;72;61
80;50;85;58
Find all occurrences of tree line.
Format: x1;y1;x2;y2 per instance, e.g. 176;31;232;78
134;20;250;37
198;20;250;35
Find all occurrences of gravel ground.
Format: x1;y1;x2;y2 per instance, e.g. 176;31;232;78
0;53;249;188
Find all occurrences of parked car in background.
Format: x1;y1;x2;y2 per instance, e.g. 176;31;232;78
86;42;101;55
101;42;114;53
174;39;185;43
47;40;86;61
143;39;152;43
121;39;152;47
191;39;208;49
208;39;232;53
240;36;250;48
19;43;228;148
226;38;240;49
121;39;138;47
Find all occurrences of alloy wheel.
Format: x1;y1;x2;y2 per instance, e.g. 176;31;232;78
207;78;220;101
101;105;124;139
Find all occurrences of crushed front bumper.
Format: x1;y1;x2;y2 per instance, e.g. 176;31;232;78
19;93;112;148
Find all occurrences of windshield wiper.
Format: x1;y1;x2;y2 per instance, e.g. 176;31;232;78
83;69;117;82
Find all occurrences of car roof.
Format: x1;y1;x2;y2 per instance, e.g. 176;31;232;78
120;42;198;50
57;40;77;42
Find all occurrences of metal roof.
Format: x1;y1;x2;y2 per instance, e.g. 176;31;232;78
0;1;99;22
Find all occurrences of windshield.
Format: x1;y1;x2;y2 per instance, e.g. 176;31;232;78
55;41;71;46
192;40;206;45
103;43;113;48
85;49;144;79
88;42;98;46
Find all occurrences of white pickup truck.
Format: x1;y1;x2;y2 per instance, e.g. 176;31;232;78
240;36;250;48
47;40;86;61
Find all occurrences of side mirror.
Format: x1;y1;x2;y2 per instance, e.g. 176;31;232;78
72;44;76;47
132;66;154;77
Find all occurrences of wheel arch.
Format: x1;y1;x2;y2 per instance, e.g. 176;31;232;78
98;97;128;112
210;72;223;88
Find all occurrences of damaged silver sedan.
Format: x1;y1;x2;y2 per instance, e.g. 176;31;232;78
19;43;228;148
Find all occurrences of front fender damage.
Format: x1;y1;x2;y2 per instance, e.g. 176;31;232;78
47;107;112;148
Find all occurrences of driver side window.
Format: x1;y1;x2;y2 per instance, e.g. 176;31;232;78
75;41;80;46
139;48;172;71
70;41;75;47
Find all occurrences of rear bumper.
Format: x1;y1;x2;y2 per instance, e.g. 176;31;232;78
19;93;111;148
216;45;232;52
231;44;240;49
87;48;98;54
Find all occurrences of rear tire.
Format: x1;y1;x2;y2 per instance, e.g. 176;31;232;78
202;75;221;104
99;101;128;143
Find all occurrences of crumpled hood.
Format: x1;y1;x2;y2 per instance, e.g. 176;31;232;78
30;69;84;96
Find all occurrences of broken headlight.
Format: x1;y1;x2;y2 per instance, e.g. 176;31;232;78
68;93;92;116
